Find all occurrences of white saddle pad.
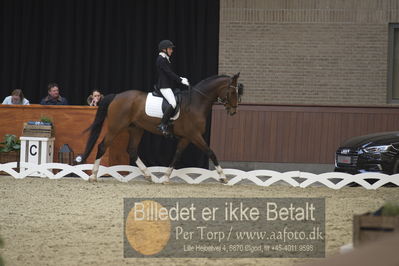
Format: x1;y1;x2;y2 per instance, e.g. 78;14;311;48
145;93;180;120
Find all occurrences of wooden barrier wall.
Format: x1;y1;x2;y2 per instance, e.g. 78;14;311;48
210;104;399;164
3;104;399;166
0;105;112;165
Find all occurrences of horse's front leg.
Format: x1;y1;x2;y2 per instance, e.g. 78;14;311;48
210;152;227;184
162;138;190;184
192;134;228;184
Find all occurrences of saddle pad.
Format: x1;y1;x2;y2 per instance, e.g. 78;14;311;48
145;93;180;120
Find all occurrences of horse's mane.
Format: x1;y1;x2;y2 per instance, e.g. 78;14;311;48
193;75;230;89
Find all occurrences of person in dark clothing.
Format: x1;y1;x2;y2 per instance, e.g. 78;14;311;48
156;39;190;136
40;83;68;105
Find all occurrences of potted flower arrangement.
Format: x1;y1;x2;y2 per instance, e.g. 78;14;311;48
353;201;399;247
0;134;21;163
22;116;54;137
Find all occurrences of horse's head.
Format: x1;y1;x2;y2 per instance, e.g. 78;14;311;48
218;72;244;115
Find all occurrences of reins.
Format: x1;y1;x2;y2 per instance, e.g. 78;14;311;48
184;76;239;110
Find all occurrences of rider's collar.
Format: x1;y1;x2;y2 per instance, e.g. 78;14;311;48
159;52;170;62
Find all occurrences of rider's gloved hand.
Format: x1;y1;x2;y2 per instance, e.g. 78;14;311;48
180;77;190;86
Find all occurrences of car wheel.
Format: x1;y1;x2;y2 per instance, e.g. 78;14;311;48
393;159;399;174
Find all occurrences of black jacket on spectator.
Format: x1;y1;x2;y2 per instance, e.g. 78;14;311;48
156;53;181;89
40;96;68;105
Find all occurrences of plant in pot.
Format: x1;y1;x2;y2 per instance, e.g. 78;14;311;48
0;134;21;163
381;201;399;216
353;201;399;247
40;115;53;124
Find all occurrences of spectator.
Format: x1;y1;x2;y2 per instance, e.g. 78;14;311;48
2;89;30;105
87;90;104;106
40;83;68;105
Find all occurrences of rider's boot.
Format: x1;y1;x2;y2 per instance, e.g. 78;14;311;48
157;103;175;136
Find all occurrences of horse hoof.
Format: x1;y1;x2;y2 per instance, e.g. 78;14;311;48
88;176;97;183
145;176;154;183
219;178;228;184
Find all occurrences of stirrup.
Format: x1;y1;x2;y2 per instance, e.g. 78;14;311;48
157;124;171;136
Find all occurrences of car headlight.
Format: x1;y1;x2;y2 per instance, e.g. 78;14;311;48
363;145;391;154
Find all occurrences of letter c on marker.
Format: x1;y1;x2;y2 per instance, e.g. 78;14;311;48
30;145;37;156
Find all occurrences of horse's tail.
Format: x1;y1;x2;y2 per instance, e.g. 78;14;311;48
77;94;116;163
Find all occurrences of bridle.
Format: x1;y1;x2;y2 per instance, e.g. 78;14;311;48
217;81;240;108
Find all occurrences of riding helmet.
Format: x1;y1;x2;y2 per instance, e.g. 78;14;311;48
158;40;175;51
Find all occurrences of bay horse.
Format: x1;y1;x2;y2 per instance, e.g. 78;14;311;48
78;73;243;183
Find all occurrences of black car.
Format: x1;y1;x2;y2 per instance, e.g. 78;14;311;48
335;131;399;175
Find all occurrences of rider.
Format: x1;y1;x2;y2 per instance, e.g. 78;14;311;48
156;39;190;136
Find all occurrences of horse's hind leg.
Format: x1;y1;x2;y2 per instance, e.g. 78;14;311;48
126;126;152;181
191;134;228;184
89;123;128;182
162;138;190;184
89;139;106;182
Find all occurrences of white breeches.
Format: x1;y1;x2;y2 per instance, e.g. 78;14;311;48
160;88;176;108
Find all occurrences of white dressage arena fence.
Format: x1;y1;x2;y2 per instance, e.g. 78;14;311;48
0;162;398;189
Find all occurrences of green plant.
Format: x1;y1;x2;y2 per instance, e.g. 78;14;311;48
40;115;53;124
0;134;20;152
381;202;399;216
